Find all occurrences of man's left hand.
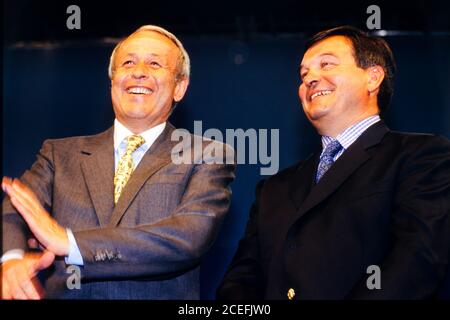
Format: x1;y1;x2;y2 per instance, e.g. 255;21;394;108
2;177;69;256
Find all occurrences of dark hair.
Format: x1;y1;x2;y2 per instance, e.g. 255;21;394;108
305;26;396;114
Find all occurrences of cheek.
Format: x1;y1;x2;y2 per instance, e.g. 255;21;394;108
111;86;122;108
158;74;175;90
299;84;307;102
341;77;367;100
111;75;125;92
111;77;126;106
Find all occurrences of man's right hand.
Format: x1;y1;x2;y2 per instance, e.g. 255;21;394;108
1;250;55;300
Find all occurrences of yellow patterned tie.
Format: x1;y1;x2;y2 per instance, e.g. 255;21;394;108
114;135;145;204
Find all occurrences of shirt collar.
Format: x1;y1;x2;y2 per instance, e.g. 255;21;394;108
113;119;166;151
321;115;381;150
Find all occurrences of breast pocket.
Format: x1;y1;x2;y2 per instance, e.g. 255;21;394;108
339;180;394;232
122;166;192;225
146;164;191;185
347;180;393;202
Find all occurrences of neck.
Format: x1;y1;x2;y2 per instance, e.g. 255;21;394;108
118;119;165;134
315;108;379;138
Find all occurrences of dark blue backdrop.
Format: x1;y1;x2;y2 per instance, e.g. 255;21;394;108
3;34;450;299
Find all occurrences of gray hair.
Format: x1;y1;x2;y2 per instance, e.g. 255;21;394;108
108;25;190;81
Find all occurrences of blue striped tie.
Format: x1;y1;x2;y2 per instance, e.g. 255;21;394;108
316;140;343;183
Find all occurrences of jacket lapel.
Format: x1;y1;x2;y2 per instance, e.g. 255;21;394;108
80;126;115;227
288;153;319;210
108;123;177;227
291;121;390;223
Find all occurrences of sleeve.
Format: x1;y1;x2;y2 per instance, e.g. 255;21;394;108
0;249;25;263
216;179;266;300
2;140;54;254
73;145;236;281
65;229;84;265
347;135;450;299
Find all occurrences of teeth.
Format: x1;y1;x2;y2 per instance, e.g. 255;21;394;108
311;90;332;100
127;87;153;95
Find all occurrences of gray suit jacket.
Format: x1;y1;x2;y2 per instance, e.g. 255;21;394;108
2;123;236;299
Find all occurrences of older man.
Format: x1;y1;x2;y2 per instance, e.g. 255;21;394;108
2;25;235;299
217;26;450;299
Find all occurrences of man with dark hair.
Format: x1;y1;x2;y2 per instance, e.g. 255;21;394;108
217;26;450;299
305;26;396;114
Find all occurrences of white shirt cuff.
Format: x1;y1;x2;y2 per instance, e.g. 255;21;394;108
1;249;25;263
65;228;84;265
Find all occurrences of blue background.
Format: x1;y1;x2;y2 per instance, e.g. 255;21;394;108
3;33;450;298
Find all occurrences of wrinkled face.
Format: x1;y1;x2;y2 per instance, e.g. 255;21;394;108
111;31;188;131
299;36;370;129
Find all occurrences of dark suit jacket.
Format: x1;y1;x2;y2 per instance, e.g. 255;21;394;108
2;122;236;299
217;121;450;299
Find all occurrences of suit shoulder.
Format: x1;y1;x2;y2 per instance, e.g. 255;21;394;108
387;130;450;152
198;134;234;151
172;129;235;165
41;128;112;149
171;128;233;150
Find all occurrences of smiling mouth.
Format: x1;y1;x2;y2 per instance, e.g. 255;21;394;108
310;90;332;101
126;86;153;95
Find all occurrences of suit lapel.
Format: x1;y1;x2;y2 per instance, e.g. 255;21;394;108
288;153;319;210
291;121;390;223
108;123;177;227
80;127;115;227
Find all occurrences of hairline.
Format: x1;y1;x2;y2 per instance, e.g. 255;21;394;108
108;26;190;80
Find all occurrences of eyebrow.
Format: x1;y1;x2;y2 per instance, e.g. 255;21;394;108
300;52;338;70
122;52;162;59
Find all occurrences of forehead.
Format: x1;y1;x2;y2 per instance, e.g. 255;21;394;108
301;35;355;64
115;31;179;59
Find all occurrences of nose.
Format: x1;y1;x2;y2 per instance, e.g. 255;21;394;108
131;63;149;80
303;70;319;88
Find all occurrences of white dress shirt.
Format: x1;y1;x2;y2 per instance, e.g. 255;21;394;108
320;115;381;161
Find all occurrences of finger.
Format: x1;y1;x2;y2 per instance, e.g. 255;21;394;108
2;178;14;196
26;251;55;276
9;192;44;227
2;176;13;193
12;179;41;208
10;197;50;250
5;268;28;300
2;259;44;300
35;251;55;271
10;196;37;228
7;184;36;214
10;181;42;216
18;275;42;300
8;180;48;223
12;178;31;192
8;182;40;219
10;197;54;255
1;278;13;300
9;190;48;234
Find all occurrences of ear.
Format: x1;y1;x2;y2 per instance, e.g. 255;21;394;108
366;65;385;95
173;77;189;102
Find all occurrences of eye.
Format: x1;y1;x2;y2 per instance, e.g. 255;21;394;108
122;60;135;66
300;69;307;81
149;61;161;68
320;61;334;69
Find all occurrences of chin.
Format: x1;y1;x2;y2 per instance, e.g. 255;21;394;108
306;105;330;121
121;104;153;116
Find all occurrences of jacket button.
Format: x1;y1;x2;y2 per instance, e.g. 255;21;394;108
287;288;296;300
